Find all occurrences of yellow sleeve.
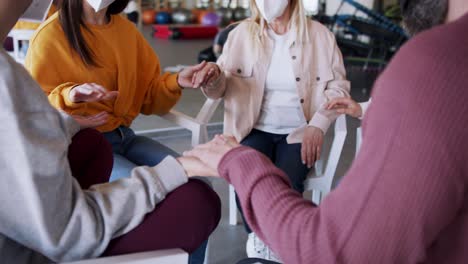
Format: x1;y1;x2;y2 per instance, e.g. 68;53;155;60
137;34;182;116
25;36;83;111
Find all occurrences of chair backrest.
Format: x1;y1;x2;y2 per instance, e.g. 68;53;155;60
356;126;362;157
7;29;35;65
304;114;347;200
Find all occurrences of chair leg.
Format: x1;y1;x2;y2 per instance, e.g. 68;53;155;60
312;190;322;205
203;239;210;264
229;184;239;226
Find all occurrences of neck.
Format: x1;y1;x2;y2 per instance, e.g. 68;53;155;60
269;6;291;35
82;1;109;25
446;0;468;23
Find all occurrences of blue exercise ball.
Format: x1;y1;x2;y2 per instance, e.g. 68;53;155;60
156;11;171;24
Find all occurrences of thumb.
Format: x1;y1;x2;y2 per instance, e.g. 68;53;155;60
191;61;207;72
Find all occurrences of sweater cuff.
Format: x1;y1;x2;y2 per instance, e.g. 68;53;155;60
151;156;188;193
168;73;183;91
308;112;332;134
218;146;253;183
61;85;82;108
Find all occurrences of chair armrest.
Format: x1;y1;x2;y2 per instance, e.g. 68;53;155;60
62;249;188;264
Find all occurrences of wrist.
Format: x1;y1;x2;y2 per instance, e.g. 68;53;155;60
176;73;185;90
68;87;77;103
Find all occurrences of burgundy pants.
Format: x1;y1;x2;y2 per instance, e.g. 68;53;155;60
68;129;221;255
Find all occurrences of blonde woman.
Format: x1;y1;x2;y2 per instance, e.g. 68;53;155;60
194;0;350;260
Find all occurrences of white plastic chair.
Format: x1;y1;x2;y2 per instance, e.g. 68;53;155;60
356;126;362;157
304;115;348;205
7;29;35;65
162;98;222;147
62;249;188;264
229;115;348;225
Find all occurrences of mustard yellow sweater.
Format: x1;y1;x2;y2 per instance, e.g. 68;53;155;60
26;13;182;132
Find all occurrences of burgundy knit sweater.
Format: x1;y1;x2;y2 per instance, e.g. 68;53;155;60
219;13;468;264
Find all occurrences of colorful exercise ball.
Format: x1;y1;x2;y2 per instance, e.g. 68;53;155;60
156;11;172;24
216;7;233;26
172;8;193;24
201;12;221;26
142;9;156;25
196;10;209;24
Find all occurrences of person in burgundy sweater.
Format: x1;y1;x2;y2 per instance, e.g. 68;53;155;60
177;0;468;263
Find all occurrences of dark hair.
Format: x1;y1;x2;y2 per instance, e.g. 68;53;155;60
59;0;130;66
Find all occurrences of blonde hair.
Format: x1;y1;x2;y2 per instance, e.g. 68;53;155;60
246;0;309;56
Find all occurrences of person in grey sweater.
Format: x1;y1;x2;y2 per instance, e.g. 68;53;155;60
0;1;221;263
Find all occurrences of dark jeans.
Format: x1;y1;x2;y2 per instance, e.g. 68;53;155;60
237;129;310;233
68;129;221;264
102;126;179;181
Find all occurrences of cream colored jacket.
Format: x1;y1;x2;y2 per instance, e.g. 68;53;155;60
202;20;350;143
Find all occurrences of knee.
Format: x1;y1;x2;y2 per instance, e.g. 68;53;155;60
73;129;112;155
184;179;222;227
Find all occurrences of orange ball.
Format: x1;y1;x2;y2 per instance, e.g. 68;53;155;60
196;10;209;24
143;9;156;25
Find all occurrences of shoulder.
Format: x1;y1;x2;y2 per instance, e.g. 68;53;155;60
307;19;334;39
112;14;140;33
30;13;63;47
0;51;50;112
385;19;467;87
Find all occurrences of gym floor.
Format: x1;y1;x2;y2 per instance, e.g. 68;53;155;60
131;25;375;264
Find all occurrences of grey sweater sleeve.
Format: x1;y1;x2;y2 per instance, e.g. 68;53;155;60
0;51;188;262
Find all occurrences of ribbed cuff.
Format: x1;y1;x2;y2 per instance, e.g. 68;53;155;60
151;156;188;193
218;146;251;182
168;73;183;91
308;112;332;134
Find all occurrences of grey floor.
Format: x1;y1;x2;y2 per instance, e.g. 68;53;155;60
131;26;375;264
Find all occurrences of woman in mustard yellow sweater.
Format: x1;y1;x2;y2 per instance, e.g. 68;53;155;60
26;0;209;182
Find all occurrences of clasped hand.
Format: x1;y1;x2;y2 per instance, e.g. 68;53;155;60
178;135;240;177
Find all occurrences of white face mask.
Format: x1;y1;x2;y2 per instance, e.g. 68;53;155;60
255;0;289;23
86;0;116;12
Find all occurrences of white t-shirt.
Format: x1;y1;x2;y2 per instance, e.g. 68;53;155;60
255;29;306;135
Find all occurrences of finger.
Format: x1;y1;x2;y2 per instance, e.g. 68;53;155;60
336;108;353;115
183;148;207;160
89;83;109;93
326;98;351;109
194;67;210;88
204;74;217;85
192;61;207;72
103;91;119;100
316;145;321;162
192;71;198;85
307;143;315;168
78;86;94;96
301;143;307;165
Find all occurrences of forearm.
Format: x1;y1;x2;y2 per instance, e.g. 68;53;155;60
0;109;187;262
141;72;182;115
219;147;332;263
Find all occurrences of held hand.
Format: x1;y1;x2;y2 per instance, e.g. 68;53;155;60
69;83;119;103
191;62;221;88
182;135;240;177
326;97;363;118
177;61;209;89
72;112;109;129
177;156;218;177
301;126;324;168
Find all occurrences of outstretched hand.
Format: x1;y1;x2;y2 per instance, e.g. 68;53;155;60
179;135;240;177
71;112;109;130
326;97;363;118
69;83;119;103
